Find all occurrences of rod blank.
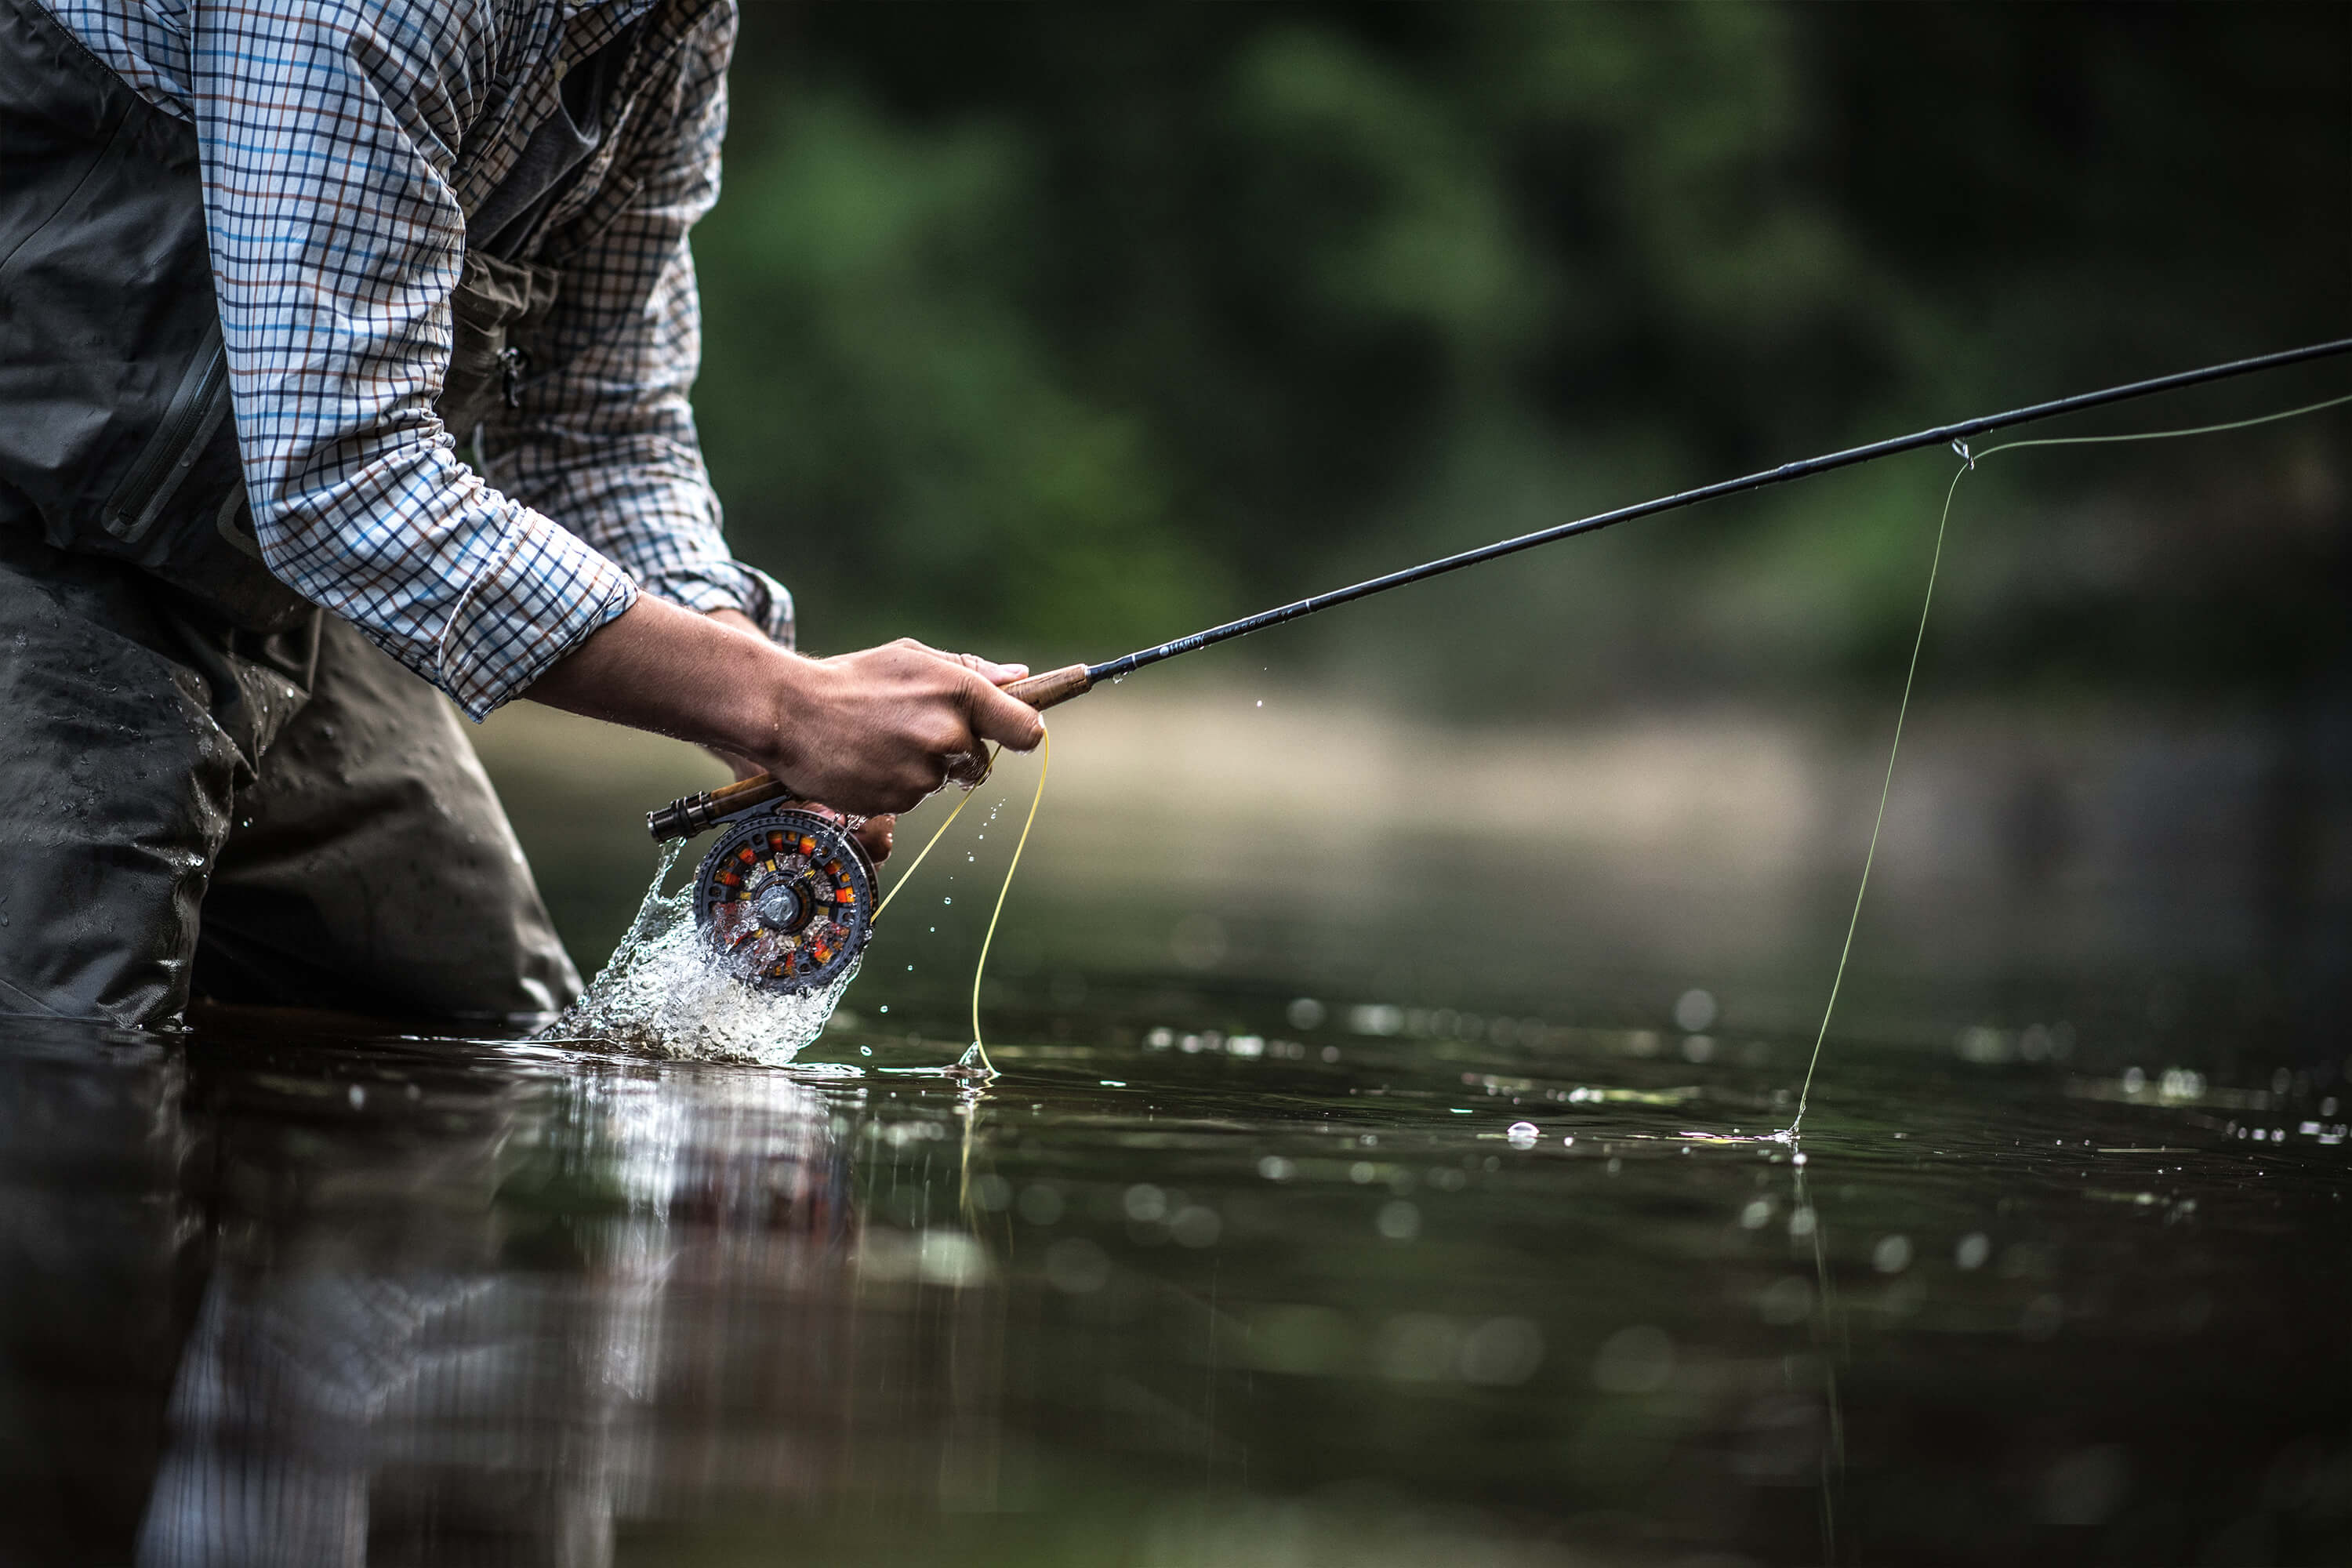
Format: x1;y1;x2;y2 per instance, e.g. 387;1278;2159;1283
1086;335;2352;684
651;336;2351;841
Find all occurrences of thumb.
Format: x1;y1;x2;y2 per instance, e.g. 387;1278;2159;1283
964;669;1047;751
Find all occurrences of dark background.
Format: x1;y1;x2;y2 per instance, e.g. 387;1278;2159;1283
692;1;2349;713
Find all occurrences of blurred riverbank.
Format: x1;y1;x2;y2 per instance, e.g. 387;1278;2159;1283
473;681;2348;1071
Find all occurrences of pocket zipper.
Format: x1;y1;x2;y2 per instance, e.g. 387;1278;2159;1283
103;325;232;545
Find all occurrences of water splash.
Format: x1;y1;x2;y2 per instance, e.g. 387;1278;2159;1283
540;842;858;1065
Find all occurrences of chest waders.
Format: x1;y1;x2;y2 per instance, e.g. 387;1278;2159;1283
0;0;662;1028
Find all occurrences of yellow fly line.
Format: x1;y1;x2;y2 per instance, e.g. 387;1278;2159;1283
869;725;1053;1078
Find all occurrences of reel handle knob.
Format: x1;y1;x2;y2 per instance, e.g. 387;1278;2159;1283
646;662;1094;842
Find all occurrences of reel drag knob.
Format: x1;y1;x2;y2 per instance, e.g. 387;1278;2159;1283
688;808;877;993
751;879;810;934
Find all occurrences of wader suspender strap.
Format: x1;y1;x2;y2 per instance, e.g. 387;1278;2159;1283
0;0;652;632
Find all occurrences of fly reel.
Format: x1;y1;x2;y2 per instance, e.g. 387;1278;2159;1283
689;807;878;994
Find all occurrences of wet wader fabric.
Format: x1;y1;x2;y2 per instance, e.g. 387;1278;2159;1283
0;531;580;1029
0;0;622;1028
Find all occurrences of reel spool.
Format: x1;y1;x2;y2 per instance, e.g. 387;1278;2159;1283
689;807;878;993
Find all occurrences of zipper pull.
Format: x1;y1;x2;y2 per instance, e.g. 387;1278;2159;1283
499;344;531;409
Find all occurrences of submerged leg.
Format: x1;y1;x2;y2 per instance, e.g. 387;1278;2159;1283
0;540;240;1028
194;616;581;1030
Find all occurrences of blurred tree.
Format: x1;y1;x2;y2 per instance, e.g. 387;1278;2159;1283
692;93;1219;658
691;2;2348;710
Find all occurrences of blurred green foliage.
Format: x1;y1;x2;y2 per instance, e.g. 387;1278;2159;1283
691;2;2348;715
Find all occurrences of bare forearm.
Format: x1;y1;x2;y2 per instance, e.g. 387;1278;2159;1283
519;597;1044;818
522;596;784;760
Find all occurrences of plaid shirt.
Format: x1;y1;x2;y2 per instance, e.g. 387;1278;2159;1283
42;0;789;717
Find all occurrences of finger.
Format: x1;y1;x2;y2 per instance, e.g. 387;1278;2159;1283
899;640;1029;686
961;670;1047;751
873;783;931;816
854;815;895;863
944;749;993;789
968;655;1030;685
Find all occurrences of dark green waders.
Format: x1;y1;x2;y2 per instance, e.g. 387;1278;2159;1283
0;0;580;1029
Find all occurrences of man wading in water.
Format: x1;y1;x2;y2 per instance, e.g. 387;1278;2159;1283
0;0;1044;1028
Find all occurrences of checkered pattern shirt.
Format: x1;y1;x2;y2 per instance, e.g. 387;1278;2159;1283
42;0;789;717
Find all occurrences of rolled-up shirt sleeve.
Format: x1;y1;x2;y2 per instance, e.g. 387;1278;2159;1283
476;5;792;650
191;0;639;719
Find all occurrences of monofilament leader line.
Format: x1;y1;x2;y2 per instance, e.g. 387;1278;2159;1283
1783;388;2352;1140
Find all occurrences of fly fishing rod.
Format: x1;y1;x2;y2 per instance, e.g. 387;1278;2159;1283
649;335;2351;993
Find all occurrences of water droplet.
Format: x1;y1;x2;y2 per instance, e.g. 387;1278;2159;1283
942;897;953;905
1506;1121;1540;1147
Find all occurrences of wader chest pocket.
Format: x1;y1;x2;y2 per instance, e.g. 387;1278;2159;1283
441;252;560;442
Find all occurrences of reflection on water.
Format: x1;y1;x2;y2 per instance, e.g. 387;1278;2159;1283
1;990;2347;1566
135;1044;877;1566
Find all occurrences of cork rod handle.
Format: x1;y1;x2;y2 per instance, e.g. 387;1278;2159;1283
1000;662;1094;710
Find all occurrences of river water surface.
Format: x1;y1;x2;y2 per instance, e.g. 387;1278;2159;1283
3;971;2344;1566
